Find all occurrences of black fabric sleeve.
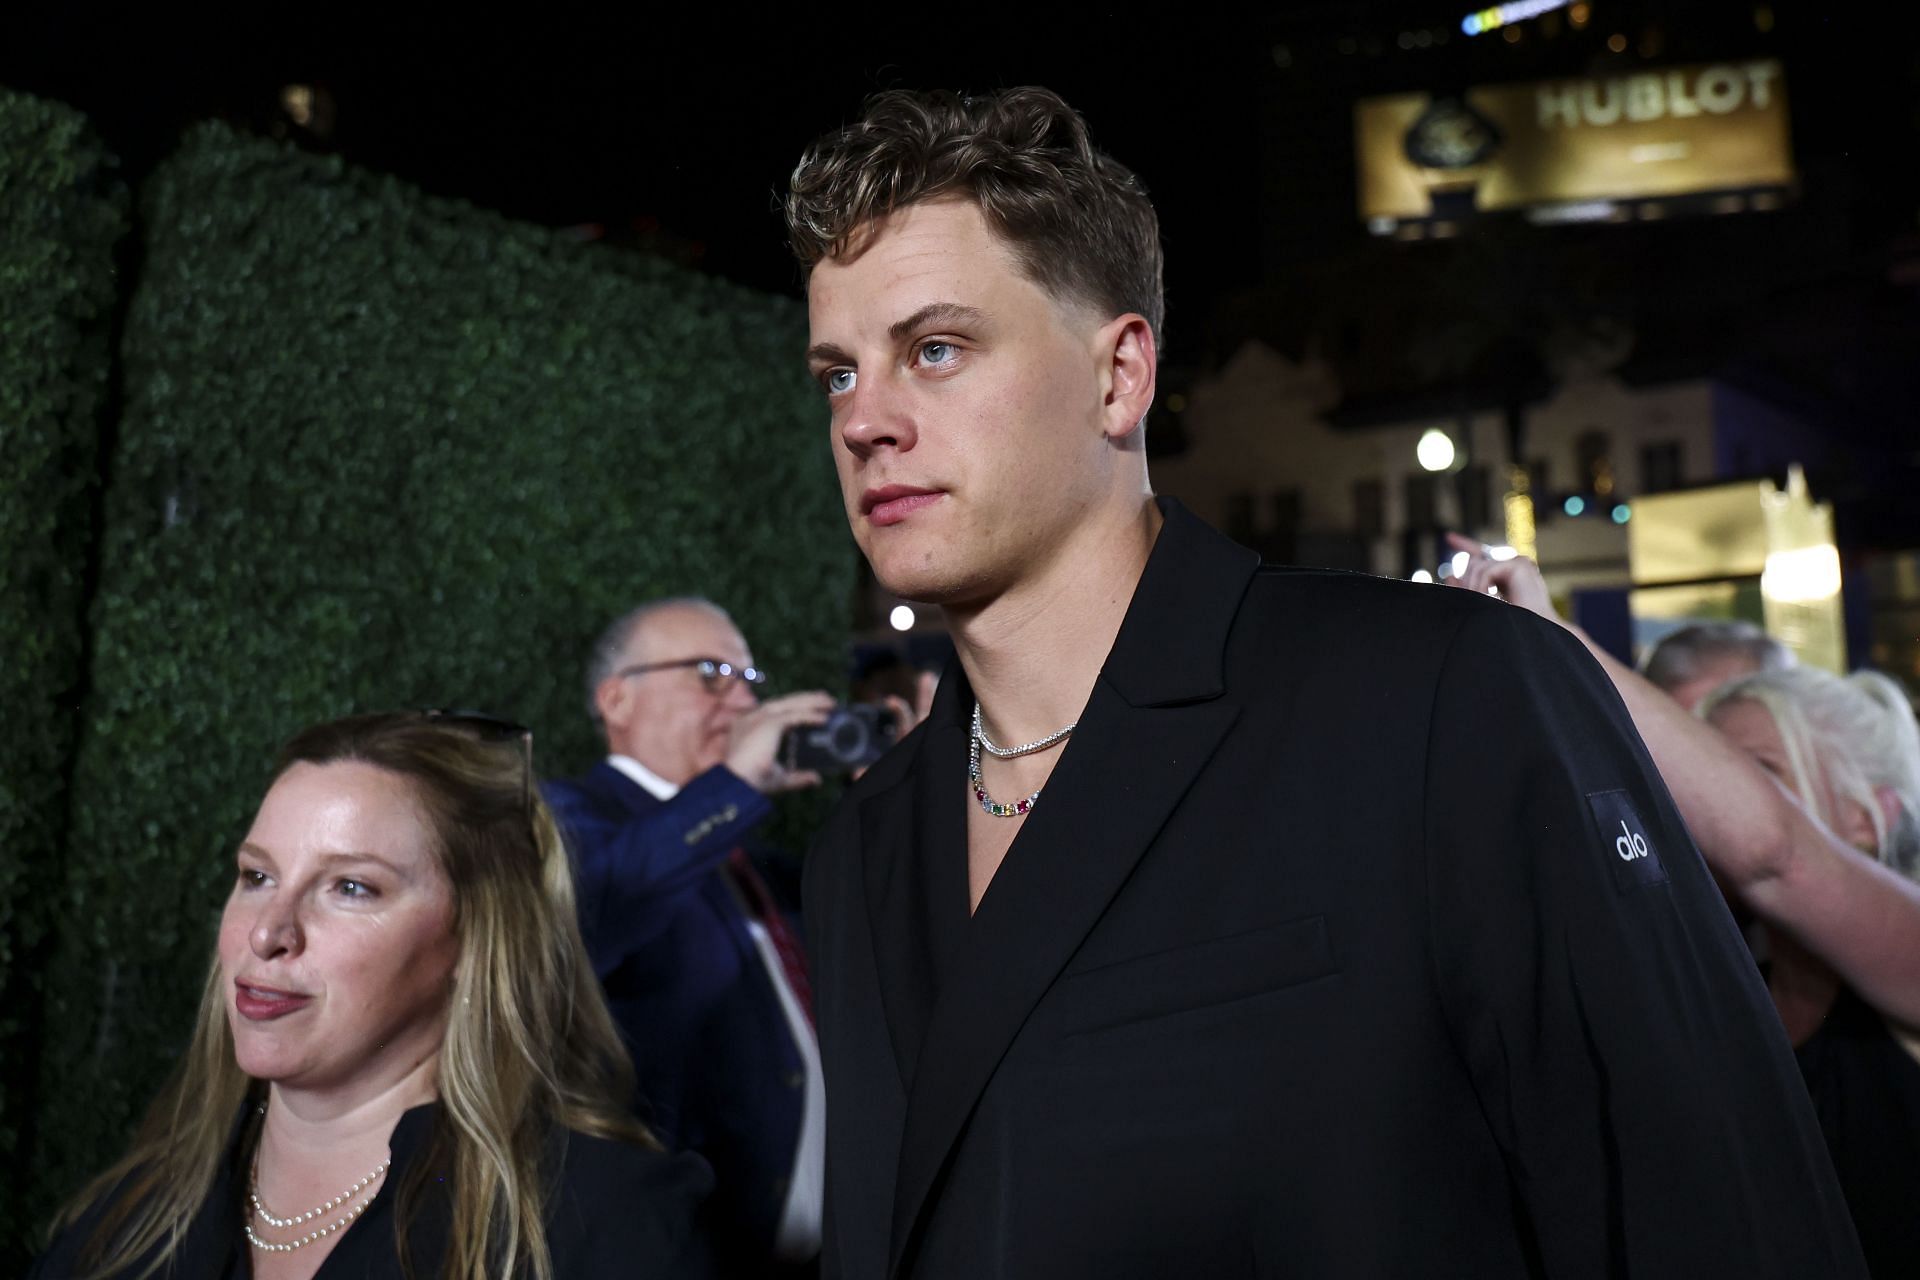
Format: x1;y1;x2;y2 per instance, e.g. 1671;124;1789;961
547;1138;718;1279
26;1215;90;1280
25;1171;147;1280
1424;601;1866;1278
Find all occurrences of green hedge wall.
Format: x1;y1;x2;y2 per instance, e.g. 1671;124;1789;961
30;121;852;1228
0;89;127;1265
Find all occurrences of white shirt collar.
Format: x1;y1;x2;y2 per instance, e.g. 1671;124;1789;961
606;754;680;802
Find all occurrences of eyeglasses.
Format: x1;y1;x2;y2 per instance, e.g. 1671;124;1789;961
419;708;533;813
616;657;768;697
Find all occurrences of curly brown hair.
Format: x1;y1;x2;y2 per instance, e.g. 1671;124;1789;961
786;86;1165;342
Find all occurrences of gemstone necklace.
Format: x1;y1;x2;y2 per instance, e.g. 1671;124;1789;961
968;702;1076;818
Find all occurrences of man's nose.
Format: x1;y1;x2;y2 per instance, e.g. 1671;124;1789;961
723;675;760;711
840;372;918;460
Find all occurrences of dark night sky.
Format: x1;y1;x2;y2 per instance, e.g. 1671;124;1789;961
3;12;1271;321
6;5;1918;402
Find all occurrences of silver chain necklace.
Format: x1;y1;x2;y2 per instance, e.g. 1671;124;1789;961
971;702;1077;758
968;702;1077;818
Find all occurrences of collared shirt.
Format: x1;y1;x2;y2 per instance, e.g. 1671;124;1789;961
606;753;682;803
606;755;826;1262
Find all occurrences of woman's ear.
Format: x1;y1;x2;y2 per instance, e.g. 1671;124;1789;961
1873;784;1904;848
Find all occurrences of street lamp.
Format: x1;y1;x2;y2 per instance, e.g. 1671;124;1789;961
1416;428;1457;472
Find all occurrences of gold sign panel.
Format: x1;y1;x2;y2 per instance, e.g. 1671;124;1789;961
1629;480;1772;585
1626;468;1843;674
1356;59;1793;220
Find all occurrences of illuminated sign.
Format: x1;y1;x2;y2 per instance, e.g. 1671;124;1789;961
1503;466;1538;564
1627;467;1842;673
1536;63;1780;129
1355;59;1792;225
1460;0;1573;37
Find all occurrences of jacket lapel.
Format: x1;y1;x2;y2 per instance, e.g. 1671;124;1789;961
861;665;974;1091
886;500;1260;1276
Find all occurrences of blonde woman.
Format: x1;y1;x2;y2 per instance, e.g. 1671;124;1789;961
33;711;714;1279
1450;540;1920;1271
1699;668;1920;1271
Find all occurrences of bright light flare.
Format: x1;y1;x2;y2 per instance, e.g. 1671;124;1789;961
1417;428;1457;473
1761;546;1842;604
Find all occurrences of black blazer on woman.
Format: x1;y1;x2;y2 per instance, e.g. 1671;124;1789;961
804;498;1866;1279
31;1101;715;1279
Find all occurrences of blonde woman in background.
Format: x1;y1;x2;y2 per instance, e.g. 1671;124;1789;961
1450;539;1920;1271
33;710;714;1280
1698;667;1920;1271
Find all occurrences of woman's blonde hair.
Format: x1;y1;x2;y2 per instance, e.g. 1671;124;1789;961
53;710;654;1279
1703;667;1920;881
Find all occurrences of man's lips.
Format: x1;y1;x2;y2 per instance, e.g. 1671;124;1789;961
234;980;313;1021
861;486;944;527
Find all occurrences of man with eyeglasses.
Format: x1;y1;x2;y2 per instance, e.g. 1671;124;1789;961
543;596;835;1277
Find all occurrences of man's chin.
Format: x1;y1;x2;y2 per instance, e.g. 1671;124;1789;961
874;573;959;609
872;559;999;612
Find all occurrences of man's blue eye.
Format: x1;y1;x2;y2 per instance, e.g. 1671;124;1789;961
920;342;955;365
825;369;856;394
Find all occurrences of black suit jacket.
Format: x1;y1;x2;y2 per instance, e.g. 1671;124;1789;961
31;1102;714;1279
803;499;1865;1279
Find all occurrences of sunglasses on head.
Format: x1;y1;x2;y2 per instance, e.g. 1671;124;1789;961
418;708;533;813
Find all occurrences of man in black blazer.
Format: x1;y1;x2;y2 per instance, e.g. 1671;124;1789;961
544;598;834;1276
785;88;1867;1277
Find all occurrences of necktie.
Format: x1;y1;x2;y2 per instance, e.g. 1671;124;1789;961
727;848;814;1025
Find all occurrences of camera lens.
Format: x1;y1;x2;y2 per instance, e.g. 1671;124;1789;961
829;715;867;761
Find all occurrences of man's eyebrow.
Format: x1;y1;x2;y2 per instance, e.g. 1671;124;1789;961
805;340;854;369
889;302;987;343
805;302;991;368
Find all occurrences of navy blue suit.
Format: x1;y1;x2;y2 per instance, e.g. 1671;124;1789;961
544;761;810;1274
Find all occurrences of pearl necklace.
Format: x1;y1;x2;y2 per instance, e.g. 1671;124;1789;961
245;1154;391;1253
968;703;1076;818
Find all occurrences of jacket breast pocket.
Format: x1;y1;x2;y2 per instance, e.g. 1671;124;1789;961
1049;914;1338;1040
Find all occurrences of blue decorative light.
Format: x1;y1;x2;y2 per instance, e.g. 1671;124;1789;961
1460;0;1573;37
1563;495;1585;516
1611;504;1632;524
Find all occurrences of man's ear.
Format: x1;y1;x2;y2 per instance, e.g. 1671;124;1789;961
1097;313;1157;442
594;675;629;735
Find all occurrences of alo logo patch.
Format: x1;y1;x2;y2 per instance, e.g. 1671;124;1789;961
1586;789;1669;892
1615;823;1649;861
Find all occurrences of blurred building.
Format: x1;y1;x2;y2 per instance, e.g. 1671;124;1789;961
1153;330;1918;689
1153;343;1713;586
